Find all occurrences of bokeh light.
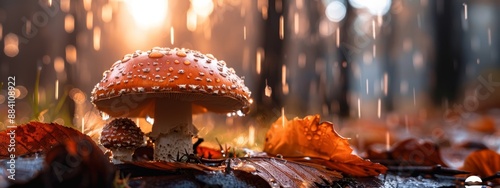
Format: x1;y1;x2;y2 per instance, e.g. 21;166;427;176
349;0;392;15
4;33;19;57
325;1;347;22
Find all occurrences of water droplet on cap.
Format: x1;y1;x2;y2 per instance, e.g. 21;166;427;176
176;50;187;57
148;51;164;58
122;56;131;62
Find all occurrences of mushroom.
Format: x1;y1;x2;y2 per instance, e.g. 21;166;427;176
100;118;144;164
91;47;251;161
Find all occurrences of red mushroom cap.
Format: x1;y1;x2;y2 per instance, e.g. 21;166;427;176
91;47;251;117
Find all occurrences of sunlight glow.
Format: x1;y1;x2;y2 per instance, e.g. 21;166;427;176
125;0;168;28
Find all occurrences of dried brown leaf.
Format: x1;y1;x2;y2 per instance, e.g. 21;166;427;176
388;138;447;167
264;114;387;176
0;121;96;158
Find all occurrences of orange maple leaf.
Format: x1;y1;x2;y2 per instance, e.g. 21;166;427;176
264;114;387;176
461;149;500;179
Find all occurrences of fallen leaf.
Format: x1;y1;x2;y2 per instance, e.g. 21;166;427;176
468;115;496;133
264;114;387;176
0;121;98;158
368;138;448;167
196;146;223;159
123;157;343;187
461;149;500;178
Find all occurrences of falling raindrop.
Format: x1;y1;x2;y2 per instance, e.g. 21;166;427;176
243;26;247;40
372;19;376;39
463;3;468;20
386;131;390;151
170;27;175;45
279;16;284;40
294;12;299;34
256;48;263;74
336;27;340;47
282;65;288;94
377;98;381;118
55;80;59;100
281;107;285;128
383;73;388;96
357;98;361;118
365;79;369;94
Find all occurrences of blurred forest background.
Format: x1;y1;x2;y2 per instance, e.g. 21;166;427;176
1;0;500;150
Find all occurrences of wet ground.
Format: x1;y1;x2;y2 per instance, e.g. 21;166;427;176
0;157;467;188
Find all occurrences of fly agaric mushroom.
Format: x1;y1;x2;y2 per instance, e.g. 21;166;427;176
100;118;144;163
91;47;251;161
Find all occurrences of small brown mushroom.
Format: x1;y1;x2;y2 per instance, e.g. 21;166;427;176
100;118;144;164
91;47;251;161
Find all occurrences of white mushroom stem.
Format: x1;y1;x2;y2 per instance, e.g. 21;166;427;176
150;99;198;161
111;148;135;164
